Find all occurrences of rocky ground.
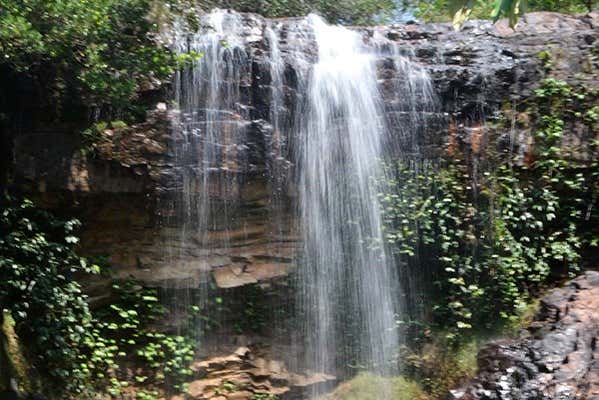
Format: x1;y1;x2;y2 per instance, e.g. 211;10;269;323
171;341;335;400
451;271;599;400
162;271;598;400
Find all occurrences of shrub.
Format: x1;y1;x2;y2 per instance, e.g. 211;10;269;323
0;197;99;394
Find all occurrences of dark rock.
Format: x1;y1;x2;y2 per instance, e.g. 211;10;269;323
454;271;599;400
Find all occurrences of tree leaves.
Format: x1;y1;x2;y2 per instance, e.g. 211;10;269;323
491;0;528;27
0;0;183;119
450;0;476;30
450;0;529;30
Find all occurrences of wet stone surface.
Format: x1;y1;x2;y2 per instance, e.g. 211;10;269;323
451;271;599;400
9;11;598;288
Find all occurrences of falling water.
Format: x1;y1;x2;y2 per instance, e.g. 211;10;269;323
170;10;249;328
296;15;399;380
374;38;438;323
169;9;436;393
265;24;288;235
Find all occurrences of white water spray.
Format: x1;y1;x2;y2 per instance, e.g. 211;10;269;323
296;15;399;380
170;10;436;394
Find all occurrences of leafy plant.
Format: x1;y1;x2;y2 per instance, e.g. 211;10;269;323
91;280;196;392
379;78;597;339
0;197;99;394
0;0;200;122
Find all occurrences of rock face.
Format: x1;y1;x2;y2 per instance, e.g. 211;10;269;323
9;11;597;289
182;345;335;400
451;271;599;400
4;9;598;400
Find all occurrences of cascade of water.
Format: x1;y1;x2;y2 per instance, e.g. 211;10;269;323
265;24;288;231
295;14;400;381
373;37;438;322
370;32;436;157
169;10;436;391
170;10;249;327
389;47;436;154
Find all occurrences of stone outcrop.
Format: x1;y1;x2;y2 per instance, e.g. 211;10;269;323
451;271;599;400
170;344;334;400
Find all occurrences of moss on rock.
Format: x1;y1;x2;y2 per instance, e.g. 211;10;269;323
321;373;428;400
1;310;38;395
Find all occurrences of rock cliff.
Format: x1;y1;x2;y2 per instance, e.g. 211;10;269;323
8;11;598;288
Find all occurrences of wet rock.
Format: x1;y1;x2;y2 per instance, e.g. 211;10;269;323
454;271;599;400
185;346;335;400
9;11;597;289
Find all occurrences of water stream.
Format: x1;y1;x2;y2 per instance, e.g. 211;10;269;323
170;9;435;393
296;14;399;378
170;10;249;329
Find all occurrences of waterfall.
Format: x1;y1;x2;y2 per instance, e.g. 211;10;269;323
170;10;249;329
296;15;399;379
265;24;288;236
371;36;438;323
169;9;435;393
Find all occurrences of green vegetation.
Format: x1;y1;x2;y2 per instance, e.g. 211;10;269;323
0;198;100;394
380;78;597;339
0;0;200;123
0;198;197;398
402;338;479;398
210;0;595;26
408;0;496;22
320;373;429;400
89;281;196;396
405;0;595;28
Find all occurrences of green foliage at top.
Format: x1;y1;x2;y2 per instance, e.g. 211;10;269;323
199;0;396;25
0;0;198;119
0;197;99;394
0;0;393;126
380;78;598;339
406;0;594;28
